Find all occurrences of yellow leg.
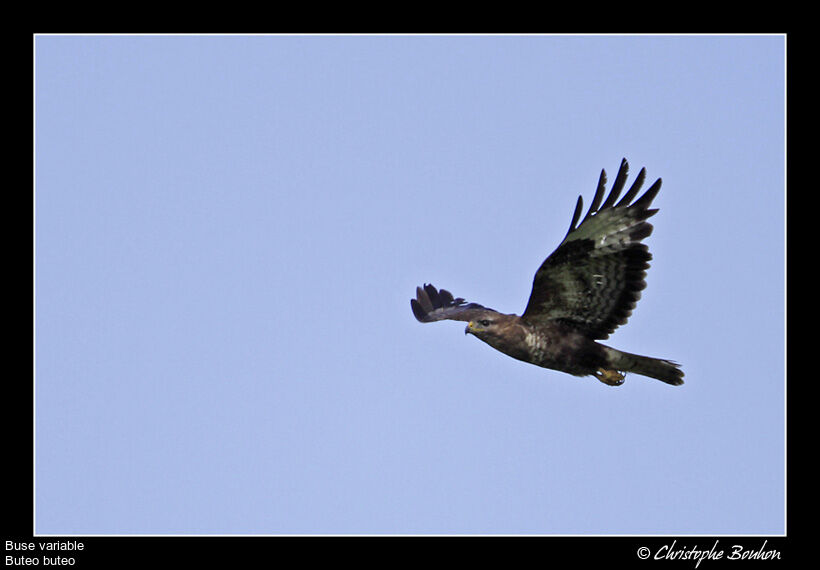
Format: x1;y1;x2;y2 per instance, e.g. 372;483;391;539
595;368;625;386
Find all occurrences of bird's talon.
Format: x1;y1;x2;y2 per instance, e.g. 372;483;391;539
595;368;625;386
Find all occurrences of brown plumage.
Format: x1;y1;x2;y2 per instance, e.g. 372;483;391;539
411;159;683;386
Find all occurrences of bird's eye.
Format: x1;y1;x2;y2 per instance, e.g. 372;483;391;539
479;319;491;327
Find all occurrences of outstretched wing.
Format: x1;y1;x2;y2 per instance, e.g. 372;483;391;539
411;283;493;323
521;159;662;340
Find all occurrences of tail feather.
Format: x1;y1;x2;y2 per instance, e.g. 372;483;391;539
603;347;684;386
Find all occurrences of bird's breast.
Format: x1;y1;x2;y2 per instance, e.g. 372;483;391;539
524;330;551;363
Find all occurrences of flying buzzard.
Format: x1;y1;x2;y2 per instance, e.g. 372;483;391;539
411;159;683;386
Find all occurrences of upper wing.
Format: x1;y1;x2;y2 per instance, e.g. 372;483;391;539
521;159;662;340
411;283;493;323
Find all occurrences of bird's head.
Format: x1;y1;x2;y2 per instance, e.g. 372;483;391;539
464;311;507;339
464;311;526;360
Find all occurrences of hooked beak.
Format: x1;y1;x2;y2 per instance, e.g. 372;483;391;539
465;321;477;335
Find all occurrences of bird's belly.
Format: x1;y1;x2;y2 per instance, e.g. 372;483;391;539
524;329;603;376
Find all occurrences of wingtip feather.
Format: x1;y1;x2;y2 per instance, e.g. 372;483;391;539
632;178;662;210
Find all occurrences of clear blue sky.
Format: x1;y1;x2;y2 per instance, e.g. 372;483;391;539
35;35;785;535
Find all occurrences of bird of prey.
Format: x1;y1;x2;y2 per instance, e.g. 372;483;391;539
411;159;683;386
